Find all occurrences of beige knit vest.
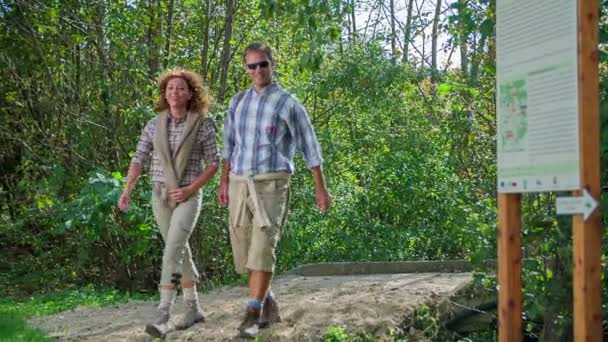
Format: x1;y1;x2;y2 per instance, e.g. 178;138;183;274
153;110;203;208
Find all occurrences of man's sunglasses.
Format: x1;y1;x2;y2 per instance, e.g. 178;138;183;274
246;61;270;70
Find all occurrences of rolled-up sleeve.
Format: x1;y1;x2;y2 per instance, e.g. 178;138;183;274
201;118;220;167
132;118;156;167
290;102;323;169
222;96;238;161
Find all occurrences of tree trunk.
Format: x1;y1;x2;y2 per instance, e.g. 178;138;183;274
163;0;175;69
403;0;414;63
218;0;236;103
369;0;383;40
201;0;211;81
147;0;162;79
479;0;496;83
390;0;397;59
351;0;357;42
458;0;469;78
92;0;116;166
431;0;442;82
93;1;111;120
210;19;222;89
469;32;486;85
421;32;426;69
485;33;495;69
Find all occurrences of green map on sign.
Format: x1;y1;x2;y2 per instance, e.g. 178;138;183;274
499;79;528;152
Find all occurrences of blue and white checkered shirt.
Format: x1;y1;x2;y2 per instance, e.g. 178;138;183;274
223;82;323;176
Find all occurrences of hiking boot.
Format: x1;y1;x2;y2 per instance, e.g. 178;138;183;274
238;307;261;338
259;296;282;328
175;300;205;330
144;306;170;338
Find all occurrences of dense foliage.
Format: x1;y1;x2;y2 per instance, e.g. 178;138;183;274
1;0;607;340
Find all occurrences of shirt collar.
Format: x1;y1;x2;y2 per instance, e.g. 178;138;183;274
169;111;187;124
251;81;279;96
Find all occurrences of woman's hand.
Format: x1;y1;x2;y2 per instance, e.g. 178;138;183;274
118;190;130;212
118;162;143;212
169;186;195;203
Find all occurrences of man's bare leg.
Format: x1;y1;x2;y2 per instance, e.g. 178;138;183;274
249;270;273;300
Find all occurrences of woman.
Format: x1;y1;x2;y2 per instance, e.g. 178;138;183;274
118;68;219;337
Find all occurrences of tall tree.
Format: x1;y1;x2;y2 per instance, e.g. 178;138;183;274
218;0;236;103
163;0;175;69
469;0;494;85
93;0;111;121
403;0;414;63
201;0;213;81
458;0;469;78
390;0;397;58
431;0;442;81
147;0;162;79
350;0;357;42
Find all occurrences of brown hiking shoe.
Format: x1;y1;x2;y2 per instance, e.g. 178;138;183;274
238;307;261;338
175;300;205;330
144;306;170;338
259;296;281;328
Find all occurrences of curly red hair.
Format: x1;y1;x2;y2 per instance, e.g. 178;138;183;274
155;68;211;115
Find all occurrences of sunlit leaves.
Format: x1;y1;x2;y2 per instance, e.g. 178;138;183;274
258;0;346;71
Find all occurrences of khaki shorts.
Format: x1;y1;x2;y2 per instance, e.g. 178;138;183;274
228;173;289;273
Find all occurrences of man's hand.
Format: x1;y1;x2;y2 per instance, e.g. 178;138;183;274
218;178;229;207
310;165;330;214
118;190;130;212
315;186;331;214
169;186;195;203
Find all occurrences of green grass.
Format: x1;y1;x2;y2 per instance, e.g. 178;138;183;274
0;311;50;342
0;284;153;341
324;326;352;342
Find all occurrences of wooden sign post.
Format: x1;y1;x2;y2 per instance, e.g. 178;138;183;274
496;0;601;340
573;0;601;340
498;193;522;341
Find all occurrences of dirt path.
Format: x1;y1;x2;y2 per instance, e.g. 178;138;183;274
30;272;471;341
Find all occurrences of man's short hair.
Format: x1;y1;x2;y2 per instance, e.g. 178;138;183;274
243;42;275;65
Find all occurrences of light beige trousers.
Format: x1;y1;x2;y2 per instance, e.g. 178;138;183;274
152;188;201;286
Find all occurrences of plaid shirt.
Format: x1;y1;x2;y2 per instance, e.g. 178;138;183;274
223;82;323;176
132;114;219;187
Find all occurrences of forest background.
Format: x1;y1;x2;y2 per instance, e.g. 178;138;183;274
1;0;608;340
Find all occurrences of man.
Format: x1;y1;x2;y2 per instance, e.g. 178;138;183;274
218;42;330;338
